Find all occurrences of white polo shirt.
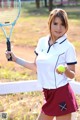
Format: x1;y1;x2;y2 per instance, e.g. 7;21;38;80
35;34;77;89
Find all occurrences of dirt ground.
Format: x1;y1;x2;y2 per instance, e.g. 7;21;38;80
0;42;35;62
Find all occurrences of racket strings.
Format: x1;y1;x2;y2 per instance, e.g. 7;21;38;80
0;0;19;24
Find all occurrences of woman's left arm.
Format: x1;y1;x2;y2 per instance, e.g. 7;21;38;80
65;64;75;79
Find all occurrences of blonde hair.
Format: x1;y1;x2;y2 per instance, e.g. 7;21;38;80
48;8;68;37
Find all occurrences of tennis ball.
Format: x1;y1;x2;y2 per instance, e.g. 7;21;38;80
57;65;66;72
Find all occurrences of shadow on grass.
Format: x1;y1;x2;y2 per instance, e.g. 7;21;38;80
21;1;80;19
64;6;80;19
21;1;49;17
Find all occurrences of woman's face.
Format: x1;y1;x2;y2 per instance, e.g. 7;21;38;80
51;17;67;40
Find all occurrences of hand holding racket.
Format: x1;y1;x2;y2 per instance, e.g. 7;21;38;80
5;51;17;62
0;0;21;61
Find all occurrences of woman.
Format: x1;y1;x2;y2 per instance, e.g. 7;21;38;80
6;8;78;120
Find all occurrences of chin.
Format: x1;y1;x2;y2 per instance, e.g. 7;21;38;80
55;35;62;40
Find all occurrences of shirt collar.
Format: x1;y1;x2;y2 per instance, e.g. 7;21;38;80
48;34;67;45
55;34;67;44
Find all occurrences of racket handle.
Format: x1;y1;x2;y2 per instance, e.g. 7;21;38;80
6;38;12;61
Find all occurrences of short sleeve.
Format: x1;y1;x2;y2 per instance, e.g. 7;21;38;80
34;38;43;56
65;45;77;65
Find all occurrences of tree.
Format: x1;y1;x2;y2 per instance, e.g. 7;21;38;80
49;0;53;11
44;0;48;7
60;0;63;6
35;0;40;8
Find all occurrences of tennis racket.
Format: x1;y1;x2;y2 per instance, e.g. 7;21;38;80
0;0;21;61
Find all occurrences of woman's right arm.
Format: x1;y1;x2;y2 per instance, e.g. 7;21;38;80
6;51;37;72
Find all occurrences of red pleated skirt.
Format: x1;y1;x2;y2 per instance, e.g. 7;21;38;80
42;83;78;116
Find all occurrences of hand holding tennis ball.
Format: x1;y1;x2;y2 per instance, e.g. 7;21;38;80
57;65;66;73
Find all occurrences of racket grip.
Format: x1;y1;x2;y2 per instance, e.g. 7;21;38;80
6;39;12;61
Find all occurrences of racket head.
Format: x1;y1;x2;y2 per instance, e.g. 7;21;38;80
0;0;21;26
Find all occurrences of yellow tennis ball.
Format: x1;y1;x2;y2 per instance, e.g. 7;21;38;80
57;65;65;72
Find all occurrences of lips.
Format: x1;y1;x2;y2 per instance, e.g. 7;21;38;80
55;31;62;34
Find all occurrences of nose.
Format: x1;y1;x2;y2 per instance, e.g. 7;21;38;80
57;25;62;31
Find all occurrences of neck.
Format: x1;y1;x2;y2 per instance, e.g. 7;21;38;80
49;36;56;45
50;36;57;44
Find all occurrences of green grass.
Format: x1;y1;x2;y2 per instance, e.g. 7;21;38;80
21;1;49;17
0;91;43;120
0;64;36;81
21;2;80;19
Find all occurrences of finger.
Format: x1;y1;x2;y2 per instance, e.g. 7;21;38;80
5;51;12;54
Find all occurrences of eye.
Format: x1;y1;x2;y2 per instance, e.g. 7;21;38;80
61;23;65;26
53;22;58;25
